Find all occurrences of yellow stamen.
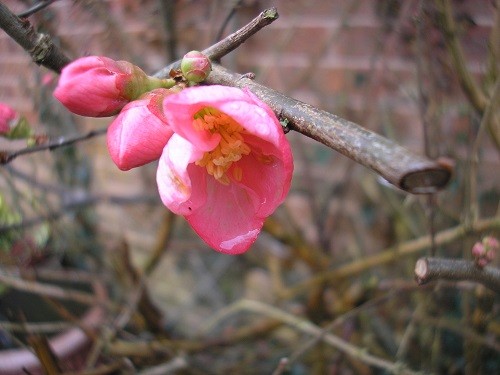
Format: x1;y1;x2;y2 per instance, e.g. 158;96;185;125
194;107;250;184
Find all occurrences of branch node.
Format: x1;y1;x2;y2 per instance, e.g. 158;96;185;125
30;33;52;65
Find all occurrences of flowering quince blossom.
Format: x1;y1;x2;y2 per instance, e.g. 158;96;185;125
107;88;174;170
0;102;17;134
54;56;172;117
157;85;294;254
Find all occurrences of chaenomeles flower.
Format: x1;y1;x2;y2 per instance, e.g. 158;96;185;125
54;56;175;117
157;85;293;254
107;88;175;170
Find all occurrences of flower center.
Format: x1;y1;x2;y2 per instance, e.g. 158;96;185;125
193;107;251;185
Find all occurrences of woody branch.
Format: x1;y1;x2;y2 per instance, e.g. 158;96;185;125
0;5;451;194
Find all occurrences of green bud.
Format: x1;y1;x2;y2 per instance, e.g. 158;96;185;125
181;51;212;83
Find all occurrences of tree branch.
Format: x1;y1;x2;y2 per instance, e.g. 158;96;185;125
2;3;451;193
415;257;500;293
155;7;451;194
205;64;451;194
0;2;71;73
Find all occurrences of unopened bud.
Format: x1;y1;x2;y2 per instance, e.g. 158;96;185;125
54;56;175;117
0;103;32;139
472;236;498;268
181;51;212;83
472;243;483;258
483;236;499;251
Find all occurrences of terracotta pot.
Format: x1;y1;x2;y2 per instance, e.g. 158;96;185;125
0;281;106;375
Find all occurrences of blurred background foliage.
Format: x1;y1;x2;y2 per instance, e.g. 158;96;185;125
0;0;499;374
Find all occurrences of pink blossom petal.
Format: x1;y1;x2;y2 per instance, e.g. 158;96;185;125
107;90;173;170
185;177;265;254
231;150;292;217
157;134;206;215
162;86;257;151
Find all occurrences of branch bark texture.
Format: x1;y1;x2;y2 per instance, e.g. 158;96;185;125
205;64;451;194
0;1;70;72
415;257;500;293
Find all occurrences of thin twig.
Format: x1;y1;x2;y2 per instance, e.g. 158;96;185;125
214;0;243;42
0;128;107;164
17;0;59;18
0;1;71;72
154;7;279;77
415;257;500;293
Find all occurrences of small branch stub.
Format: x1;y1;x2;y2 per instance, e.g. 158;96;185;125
415;257;500;293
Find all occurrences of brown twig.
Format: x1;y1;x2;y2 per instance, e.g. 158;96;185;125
0;1;71;72
415;257;500;293
154;7;279;77
17;0;59;18
28;335;62;374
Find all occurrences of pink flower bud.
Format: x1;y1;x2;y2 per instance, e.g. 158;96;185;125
472;242;485;258
472;236;498;268
483;236;499;251
0;103;17;134
54;56;173;117
180;51;212;83
107;89;174;170
0;103;32;140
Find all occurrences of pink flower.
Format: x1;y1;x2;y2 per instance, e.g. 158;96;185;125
0;103;17;134
54;56;173;117
107;89;174;170
157;85;293;254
